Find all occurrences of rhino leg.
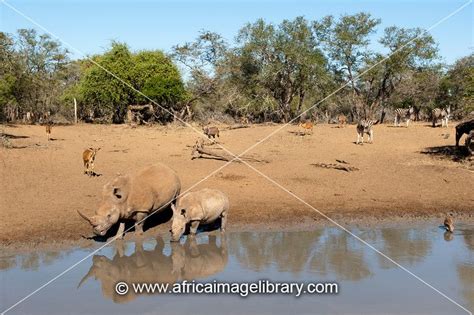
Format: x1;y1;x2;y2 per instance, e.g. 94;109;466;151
134;212;147;235
115;222;125;239
189;221;200;235
115;241;126;257
220;211;227;233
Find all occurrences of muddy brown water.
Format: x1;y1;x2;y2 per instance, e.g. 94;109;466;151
1;225;473;315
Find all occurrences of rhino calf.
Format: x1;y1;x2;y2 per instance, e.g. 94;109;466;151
170;188;228;242
78;163;181;239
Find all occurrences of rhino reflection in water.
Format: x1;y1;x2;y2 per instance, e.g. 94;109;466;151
78;235;228;303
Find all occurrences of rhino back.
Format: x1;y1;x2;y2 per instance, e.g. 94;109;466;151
126;163;181;215
197;189;228;222
182;245;227;280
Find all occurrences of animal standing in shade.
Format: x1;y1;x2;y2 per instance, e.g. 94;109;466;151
455;119;474;148
444;213;454;233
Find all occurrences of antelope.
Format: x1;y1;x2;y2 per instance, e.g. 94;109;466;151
240;116;249;125
299;121;314;135
83;147;101;176
444;213;454;233
338;114;347;128
45;123;52;141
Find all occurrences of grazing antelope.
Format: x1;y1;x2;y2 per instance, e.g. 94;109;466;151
432;106;451;128
83;147;101;176
299;121;314;135
444;213;454;233
338;114;347;128
45;123;52;141
356;119;378;144
203;126;220;139
394;106;414;127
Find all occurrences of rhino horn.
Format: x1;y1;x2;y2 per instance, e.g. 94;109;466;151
77;266;95;288
77;210;93;225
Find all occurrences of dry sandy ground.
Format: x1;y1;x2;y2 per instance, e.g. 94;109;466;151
0;122;473;247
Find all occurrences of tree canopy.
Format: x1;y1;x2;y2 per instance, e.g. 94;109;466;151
77;42;186;123
0;13;472;124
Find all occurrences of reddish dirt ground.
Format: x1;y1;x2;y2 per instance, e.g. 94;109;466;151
1;122;473;246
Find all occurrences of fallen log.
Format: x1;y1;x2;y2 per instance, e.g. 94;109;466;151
310;162;359;172
191;138;268;163
227;124;250;130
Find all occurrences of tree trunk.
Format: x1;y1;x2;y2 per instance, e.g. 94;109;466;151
380;106;386;123
297;89;305;116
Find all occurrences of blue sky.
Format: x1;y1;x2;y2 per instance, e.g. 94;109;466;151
1;0;472;64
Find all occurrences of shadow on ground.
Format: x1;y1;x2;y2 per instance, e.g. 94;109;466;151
0;132;29;139
421;145;472;163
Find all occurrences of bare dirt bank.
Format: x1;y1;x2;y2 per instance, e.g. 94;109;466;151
1;122;473;247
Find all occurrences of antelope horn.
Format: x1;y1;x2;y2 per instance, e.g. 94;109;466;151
77;210;93;225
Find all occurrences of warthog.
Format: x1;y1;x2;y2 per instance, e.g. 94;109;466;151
203;126;220;139
78;163;181;239
170;188;228;242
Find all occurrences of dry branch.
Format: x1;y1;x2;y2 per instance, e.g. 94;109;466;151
227;124;250;130
311;162;359;172
191;138;268;163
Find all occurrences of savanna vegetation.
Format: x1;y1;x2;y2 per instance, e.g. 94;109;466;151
1;13;472;124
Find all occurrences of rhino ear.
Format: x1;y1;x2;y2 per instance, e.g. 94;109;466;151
113;187;123;200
